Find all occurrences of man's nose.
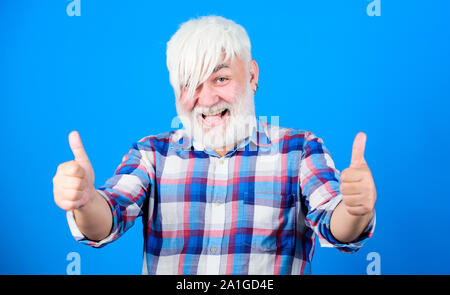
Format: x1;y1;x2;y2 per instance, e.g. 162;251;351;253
195;83;220;107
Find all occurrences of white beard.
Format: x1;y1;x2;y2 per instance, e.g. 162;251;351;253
175;83;256;150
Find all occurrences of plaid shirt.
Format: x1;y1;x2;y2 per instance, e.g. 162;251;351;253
67;120;375;274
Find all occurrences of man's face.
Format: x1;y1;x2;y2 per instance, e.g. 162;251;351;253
176;56;259;150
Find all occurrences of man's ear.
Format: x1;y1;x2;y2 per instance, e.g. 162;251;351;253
249;59;259;92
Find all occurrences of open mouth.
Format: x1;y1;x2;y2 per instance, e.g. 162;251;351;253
199;108;230;128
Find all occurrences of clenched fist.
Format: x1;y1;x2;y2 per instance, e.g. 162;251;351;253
53;131;95;211
339;132;377;216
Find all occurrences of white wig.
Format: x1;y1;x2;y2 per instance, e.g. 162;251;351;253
167;16;252;102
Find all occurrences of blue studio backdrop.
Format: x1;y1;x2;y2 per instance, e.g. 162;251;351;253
1;0;449;274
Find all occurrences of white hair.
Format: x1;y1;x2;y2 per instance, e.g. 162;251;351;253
166;16;252;102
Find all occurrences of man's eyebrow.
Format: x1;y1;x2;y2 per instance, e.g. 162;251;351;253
212;63;229;73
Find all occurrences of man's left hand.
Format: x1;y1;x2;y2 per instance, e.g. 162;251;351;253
339;132;377;216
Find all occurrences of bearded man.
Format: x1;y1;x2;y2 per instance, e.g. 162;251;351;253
53;16;376;275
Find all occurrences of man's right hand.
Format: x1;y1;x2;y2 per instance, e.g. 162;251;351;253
53;131;95;211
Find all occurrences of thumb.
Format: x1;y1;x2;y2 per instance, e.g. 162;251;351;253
69;131;91;164
350;132;367;168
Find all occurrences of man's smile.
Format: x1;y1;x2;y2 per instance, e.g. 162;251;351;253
198;108;230;128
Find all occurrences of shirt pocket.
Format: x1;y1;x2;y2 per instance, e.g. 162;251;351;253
242;192;296;252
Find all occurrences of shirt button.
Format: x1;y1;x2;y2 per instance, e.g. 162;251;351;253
210;247;217;254
214;201;221;207
218;158;224;165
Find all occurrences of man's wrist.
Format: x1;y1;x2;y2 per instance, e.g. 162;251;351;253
75;188;98;213
345;207;374;225
331;202;374;243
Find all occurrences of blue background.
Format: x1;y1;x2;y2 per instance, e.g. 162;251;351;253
1;0;449;274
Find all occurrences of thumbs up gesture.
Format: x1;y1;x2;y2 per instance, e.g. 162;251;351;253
339;132;377;216
53;131;95;211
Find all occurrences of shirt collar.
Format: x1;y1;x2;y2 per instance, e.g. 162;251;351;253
170;118;273;154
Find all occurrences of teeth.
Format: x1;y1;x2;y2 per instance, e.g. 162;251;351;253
203;108;226;116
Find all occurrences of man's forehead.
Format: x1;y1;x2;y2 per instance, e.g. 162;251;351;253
211;54;244;73
212;63;230;73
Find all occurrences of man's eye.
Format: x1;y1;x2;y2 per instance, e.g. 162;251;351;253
216;77;228;83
